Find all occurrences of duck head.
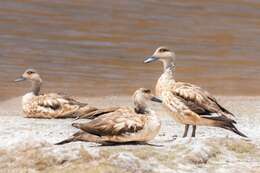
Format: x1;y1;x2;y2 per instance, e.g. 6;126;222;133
133;88;162;113
15;68;42;95
15;69;42;83
144;47;176;70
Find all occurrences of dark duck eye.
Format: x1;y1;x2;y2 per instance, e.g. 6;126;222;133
27;71;35;75
159;48;169;52
143;89;151;93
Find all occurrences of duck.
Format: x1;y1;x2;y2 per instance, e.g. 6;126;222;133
144;47;247;138
15;68;117;119
55;88;162;145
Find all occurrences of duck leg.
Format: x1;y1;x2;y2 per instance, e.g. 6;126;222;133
191;125;197;137
183;124;190;137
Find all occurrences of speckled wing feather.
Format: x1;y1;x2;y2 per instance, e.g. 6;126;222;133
170;82;234;117
24;93;92;118
72;108;147;136
79;107;121;119
162;90;200;118
55;93;88;107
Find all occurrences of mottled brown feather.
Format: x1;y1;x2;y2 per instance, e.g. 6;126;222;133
171;82;234;117
72;108;147;136
23;93;98;118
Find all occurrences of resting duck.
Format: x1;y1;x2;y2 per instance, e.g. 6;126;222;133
56;88;162;145
15;68;116;118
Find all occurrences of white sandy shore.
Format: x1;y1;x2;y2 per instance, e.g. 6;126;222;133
0;96;259;173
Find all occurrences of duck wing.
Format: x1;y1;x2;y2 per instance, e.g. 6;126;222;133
170;82;234;117
72;107;147;136
26;93;86;118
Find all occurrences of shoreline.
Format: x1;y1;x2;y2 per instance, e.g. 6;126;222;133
0;96;259;172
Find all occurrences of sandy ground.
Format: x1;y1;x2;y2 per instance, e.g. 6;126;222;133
0;96;260;173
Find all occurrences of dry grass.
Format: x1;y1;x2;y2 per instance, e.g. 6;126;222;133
0;138;259;173
223;139;257;154
45;161;125;173
0;142;130;173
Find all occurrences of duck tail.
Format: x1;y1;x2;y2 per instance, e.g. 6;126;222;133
219;121;247;138
72;122;82;129
55;131;104;145
228;124;248;138
202;114;246;137
78;106;98;117
55;137;75;145
54;131;83;145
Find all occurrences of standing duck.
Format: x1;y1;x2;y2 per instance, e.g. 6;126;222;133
15;69;117;119
144;47;247;138
56;88;162;145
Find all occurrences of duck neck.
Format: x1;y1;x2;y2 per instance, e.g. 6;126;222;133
134;102;148;114
31;80;42;96
162;58;175;72
161;59;175;81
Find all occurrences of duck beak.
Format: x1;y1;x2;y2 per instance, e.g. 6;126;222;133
151;96;162;103
14;77;26;82
144;56;159;63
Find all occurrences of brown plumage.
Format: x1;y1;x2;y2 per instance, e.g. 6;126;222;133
56;88;162;145
144;47;247;138
15;69;114;119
